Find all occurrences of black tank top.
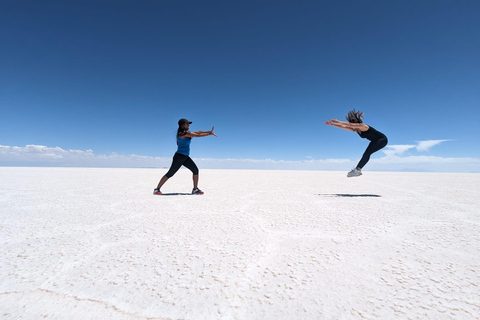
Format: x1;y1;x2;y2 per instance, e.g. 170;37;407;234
358;126;386;142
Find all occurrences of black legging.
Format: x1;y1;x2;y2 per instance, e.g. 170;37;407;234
165;153;199;178
357;137;388;169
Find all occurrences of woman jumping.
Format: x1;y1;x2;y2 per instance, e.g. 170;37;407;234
325;109;388;177
154;118;217;195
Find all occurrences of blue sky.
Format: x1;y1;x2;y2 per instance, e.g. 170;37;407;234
1;1;479;171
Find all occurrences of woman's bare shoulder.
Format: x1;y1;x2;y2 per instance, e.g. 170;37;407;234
359;124;370;132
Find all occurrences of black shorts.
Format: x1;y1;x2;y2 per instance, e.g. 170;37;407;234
165;153;199;178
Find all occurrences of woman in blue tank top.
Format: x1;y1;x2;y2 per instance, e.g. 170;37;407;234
325;109;388;177
154;118;217;195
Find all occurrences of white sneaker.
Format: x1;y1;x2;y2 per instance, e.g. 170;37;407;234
347;168;362;177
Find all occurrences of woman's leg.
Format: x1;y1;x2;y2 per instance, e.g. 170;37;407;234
193;175;199;190
156;153;187;189
156;175;169;190
356;137;388;169
182;157;200;190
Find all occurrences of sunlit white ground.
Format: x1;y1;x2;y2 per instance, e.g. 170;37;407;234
1;167;479;319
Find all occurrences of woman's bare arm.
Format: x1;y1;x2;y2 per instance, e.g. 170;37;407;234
182;126;218;138
327;121;355;132
325;119;368;132
328;119;368;131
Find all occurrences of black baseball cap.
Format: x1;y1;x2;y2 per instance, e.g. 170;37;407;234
178;118;192;125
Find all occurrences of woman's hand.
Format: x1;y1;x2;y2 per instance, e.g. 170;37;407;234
209;126;218;137
325;120;333;126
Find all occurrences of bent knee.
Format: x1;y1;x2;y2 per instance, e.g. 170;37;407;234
381;138;388;148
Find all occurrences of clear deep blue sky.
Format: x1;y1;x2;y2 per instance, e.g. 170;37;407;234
1;0;479;165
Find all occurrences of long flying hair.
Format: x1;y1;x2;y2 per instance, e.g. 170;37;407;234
346;109;364;123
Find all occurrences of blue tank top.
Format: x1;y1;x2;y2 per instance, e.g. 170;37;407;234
176;135;191;156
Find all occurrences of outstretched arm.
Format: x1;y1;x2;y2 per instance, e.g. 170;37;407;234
185;126;218;138
325;119;355;132
325;119;368;132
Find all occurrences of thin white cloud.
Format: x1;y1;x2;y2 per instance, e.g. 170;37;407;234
370;155;480;172
415;140;452;152
1;144;479;172
383;145;416;157
384;139;452;157
0;145;171;168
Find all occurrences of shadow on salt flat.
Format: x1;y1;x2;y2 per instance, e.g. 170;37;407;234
156;192;194;196
318;194;381;198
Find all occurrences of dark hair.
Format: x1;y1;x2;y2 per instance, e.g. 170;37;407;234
346;109;364;123
176;122;189;145
177;124;187;138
